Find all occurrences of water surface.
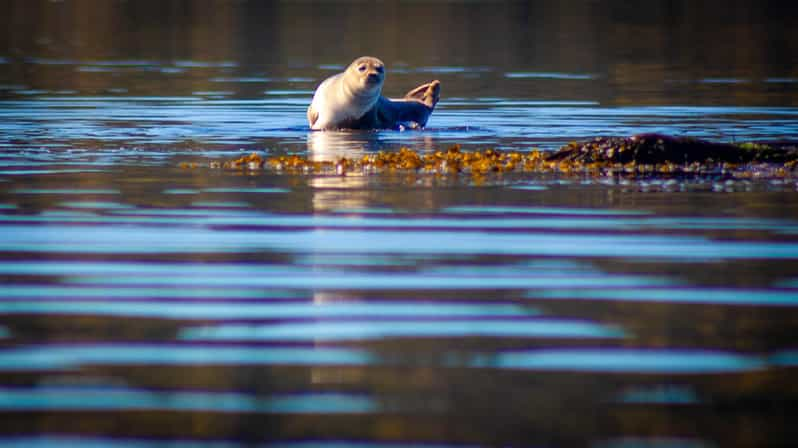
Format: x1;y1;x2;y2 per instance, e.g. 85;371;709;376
1;1;798;447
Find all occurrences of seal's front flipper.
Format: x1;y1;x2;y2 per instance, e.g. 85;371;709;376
307;105;319;129
404;80;441;109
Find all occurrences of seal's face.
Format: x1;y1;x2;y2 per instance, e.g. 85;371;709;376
346;56;385;92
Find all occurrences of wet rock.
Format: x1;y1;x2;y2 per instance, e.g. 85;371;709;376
546;133;798;165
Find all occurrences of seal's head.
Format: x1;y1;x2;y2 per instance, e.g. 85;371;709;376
345;56;385;94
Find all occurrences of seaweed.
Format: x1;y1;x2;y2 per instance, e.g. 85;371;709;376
190;134;798;178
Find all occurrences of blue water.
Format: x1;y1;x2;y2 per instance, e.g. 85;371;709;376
2;94;798;152
1;3;798;446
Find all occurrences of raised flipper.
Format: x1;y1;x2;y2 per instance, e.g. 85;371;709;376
373;80;441;129
404;80;441;109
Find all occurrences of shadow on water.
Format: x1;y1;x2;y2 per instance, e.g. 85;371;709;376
1;0;798;447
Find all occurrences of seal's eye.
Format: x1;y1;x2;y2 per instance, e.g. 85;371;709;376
358;65;366;72
376;66;384;73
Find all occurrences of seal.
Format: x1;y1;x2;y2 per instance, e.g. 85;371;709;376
307;56;440;130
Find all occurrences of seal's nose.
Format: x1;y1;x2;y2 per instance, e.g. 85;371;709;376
366;73;381;84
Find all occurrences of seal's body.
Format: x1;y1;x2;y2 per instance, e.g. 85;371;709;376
307;56;440;130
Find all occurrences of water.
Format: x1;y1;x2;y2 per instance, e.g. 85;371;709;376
1;1;798;447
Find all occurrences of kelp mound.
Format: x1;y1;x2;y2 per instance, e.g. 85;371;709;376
549;133;798;165
190;134;798;177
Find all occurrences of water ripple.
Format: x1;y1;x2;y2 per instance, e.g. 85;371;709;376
0;388;375;414
1;224;796;260
179;319;624;341
486;348;764;373
0;344;769;374
0;301;535;320
0;344;374;370
527;288;798;306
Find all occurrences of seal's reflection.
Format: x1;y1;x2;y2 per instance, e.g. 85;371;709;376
306;130;435;212
307;131;429;371
307;130;376;161
306;130;436;162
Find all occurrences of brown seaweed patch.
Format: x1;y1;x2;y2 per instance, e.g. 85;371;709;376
212;146;551;176
195;134;798;178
